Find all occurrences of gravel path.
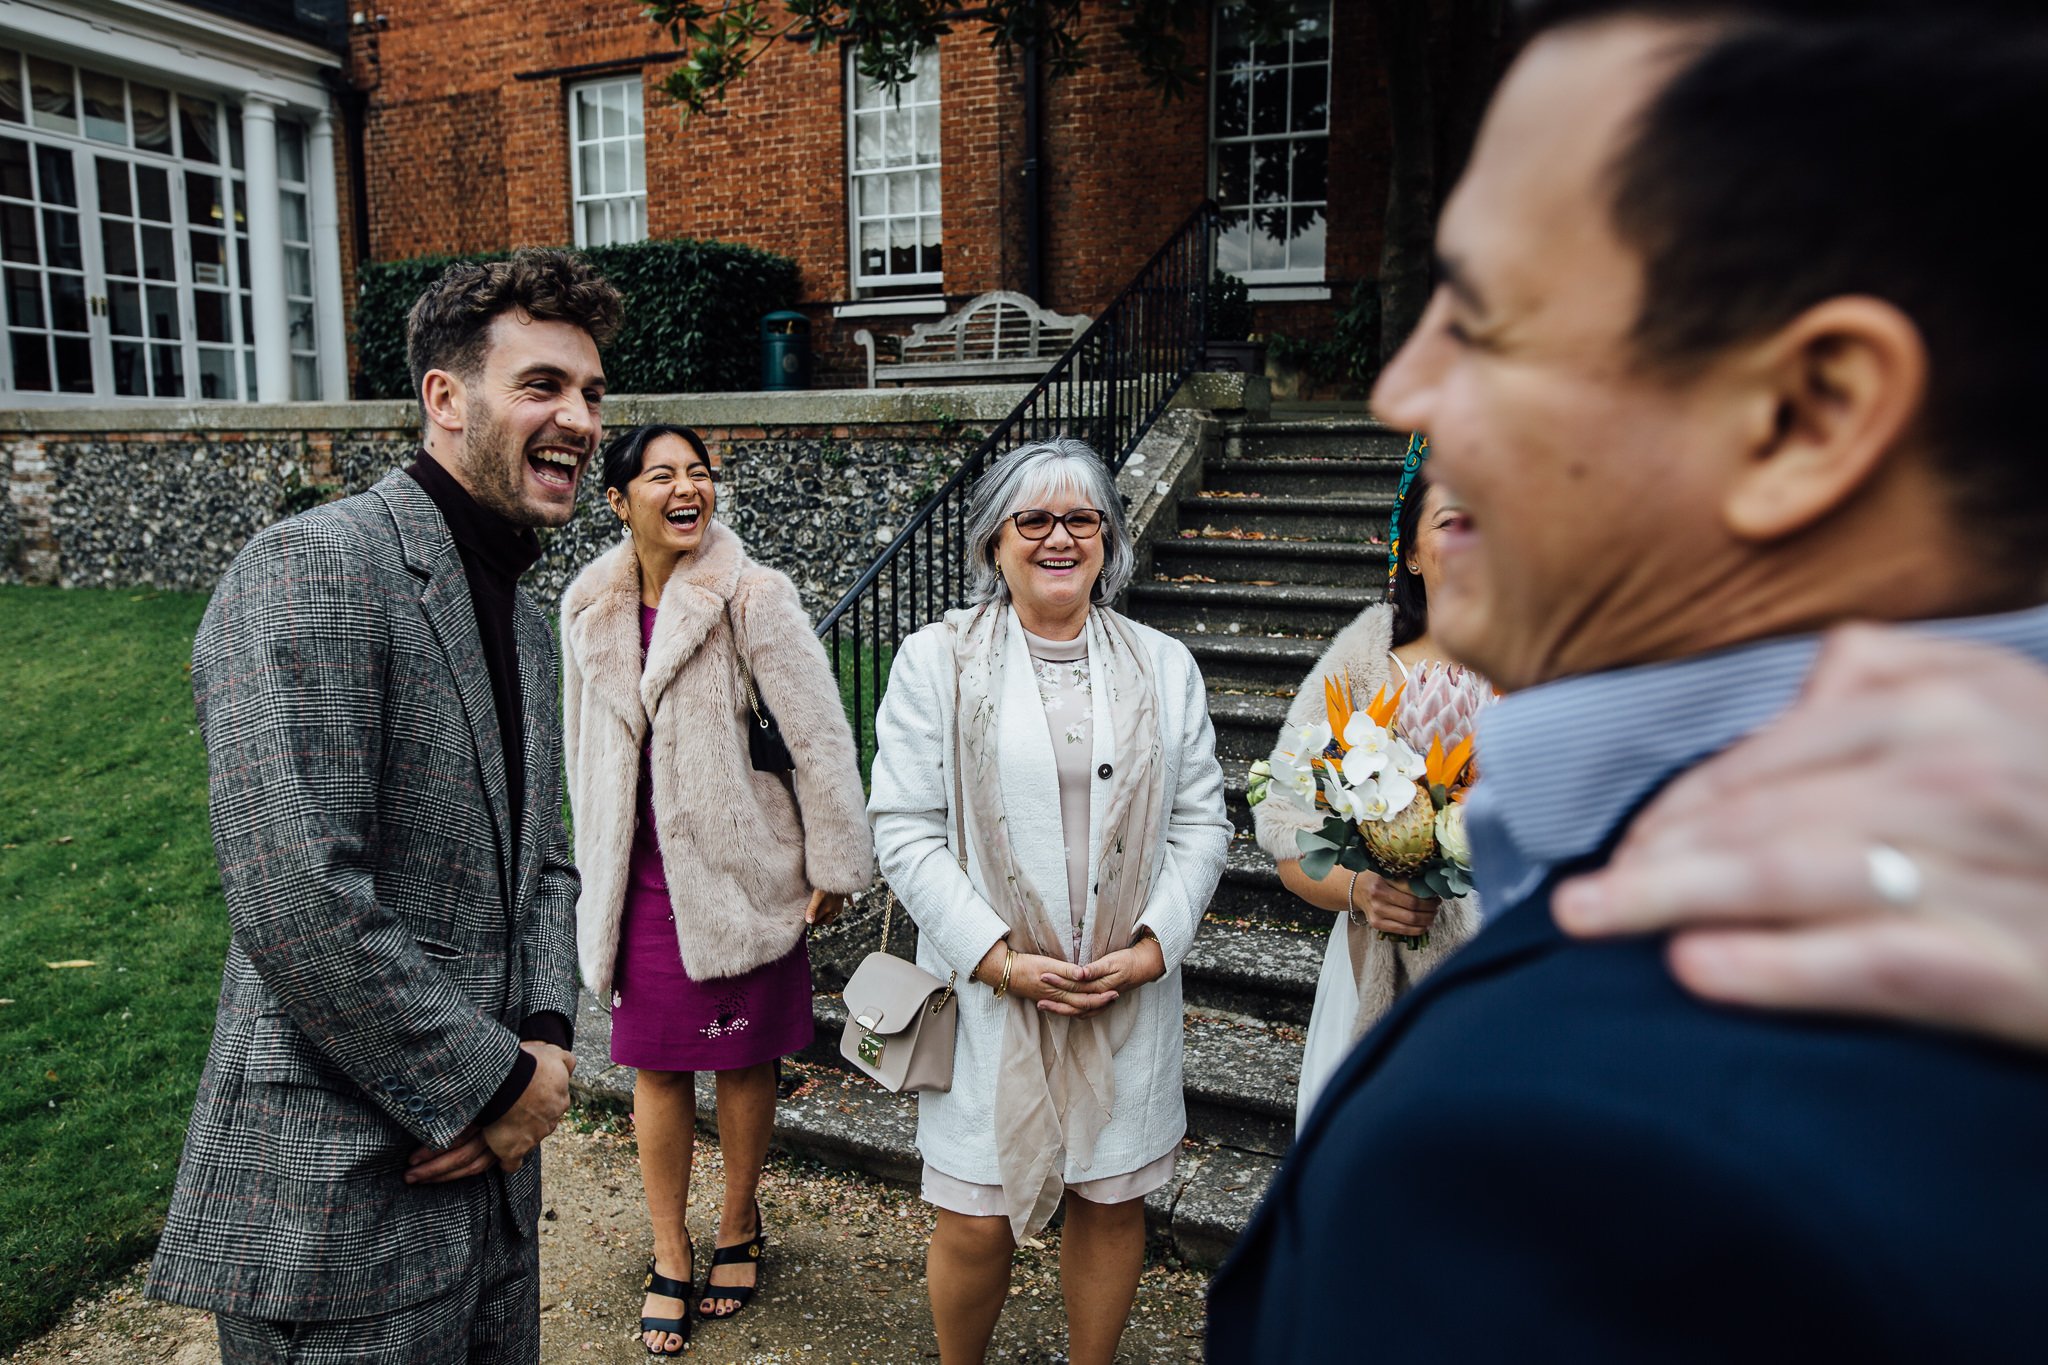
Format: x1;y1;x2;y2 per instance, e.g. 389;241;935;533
4;1109;1212;1364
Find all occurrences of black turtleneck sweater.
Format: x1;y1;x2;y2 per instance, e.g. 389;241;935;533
406;452;570;1128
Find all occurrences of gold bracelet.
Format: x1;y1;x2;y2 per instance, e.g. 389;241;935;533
1346;870;1363;918
993;948;1016;999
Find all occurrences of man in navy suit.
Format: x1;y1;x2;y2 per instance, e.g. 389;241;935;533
1210;3;2048;1360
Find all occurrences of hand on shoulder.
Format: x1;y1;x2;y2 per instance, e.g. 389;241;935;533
1557;625;2048;1051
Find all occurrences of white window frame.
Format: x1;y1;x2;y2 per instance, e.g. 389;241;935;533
0;43;277;403
1208;0;1332;286
568;76;645;248
276;119;319;400
845;47;941;296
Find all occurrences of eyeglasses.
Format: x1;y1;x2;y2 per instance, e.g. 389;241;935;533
1008;508;1106;541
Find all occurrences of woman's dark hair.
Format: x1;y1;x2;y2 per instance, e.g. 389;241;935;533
1389;471;1431;648
599;424;713;502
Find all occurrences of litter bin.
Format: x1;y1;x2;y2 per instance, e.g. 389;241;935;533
760;311;812;391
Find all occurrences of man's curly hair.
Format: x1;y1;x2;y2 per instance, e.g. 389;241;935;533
404;248;624;411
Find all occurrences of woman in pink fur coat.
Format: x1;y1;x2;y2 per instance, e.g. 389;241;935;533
560;424;873;1355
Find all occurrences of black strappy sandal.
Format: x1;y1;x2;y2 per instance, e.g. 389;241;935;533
698;1201;765;1320
640;1258;692;1357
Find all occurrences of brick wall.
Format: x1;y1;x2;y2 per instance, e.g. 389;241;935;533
348;1;1392;383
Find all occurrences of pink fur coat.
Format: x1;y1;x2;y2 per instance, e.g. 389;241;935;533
560;523;874;997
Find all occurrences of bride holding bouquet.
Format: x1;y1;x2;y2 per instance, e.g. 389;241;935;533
1252;438;1497;1127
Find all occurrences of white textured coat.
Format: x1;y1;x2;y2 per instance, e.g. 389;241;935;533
561;524;874;999
869;616;1232;1186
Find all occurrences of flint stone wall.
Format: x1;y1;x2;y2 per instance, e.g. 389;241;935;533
0;388;1029;618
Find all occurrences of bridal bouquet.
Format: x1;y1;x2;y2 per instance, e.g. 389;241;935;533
1248;664;1488;943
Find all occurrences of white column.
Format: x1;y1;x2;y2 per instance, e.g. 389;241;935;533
307;110;349;402
240;95;291;403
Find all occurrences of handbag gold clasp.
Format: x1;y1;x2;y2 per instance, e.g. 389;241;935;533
857;1026;885;1066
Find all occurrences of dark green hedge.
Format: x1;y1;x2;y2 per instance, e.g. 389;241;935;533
353;238;803;399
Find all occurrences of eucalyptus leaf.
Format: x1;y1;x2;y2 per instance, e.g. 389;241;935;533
1301;845;1340;881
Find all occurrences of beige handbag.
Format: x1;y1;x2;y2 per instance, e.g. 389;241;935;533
840;731;970;1093
839;894;958;1093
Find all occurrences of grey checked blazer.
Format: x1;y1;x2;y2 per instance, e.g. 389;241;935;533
146;470;580;1322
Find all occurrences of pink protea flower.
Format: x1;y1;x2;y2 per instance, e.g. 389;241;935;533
1394;661;1493;785
1394;661;1491;751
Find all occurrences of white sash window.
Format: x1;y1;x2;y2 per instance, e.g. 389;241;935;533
569;77;646;248
847;47;941;296
1210;1;1332;285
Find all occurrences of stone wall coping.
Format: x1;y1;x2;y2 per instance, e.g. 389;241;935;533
0;384;1039;436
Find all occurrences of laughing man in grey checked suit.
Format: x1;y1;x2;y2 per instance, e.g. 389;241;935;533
147;249;623;1364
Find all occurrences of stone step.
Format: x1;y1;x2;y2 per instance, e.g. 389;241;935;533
1180;1006;1303;1156
569;992;1280;1267
1211;835;1329;930
1125;579;1379;636
1205;457;1406;499
1153;536;1385;586
1206;690;1295;763
1223;767;1255;830
1224;418;1411;462
1183;913;1323;1023
1181;492;1395;542
1173;630;1324;693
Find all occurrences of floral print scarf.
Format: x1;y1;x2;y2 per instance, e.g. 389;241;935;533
946;601;1165;1239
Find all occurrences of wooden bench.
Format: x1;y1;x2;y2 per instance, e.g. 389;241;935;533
853;291;1092;388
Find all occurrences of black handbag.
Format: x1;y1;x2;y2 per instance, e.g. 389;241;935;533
726;600;795;773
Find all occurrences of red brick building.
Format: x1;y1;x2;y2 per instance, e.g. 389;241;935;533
350;0;1389;384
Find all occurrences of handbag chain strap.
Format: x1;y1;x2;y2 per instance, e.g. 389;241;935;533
723;597;771;730
865;619;966;1019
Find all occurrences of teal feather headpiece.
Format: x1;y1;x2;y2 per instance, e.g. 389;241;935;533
1387;432;1429;589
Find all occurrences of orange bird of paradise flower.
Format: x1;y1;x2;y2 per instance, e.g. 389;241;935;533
1323;674;1406;756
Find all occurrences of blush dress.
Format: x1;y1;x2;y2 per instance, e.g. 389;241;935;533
608;604;815;1072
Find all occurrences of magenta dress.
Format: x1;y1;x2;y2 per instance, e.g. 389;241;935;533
608;605;816;1072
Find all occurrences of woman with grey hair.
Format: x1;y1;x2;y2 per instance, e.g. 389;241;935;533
868;437;1230;1364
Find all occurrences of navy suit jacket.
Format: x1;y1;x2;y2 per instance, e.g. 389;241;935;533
1208;856;2048;1363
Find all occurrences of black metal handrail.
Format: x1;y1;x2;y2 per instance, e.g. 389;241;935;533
818;201;1219;774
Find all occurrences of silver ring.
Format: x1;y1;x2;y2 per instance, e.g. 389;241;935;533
1866;843;1922;908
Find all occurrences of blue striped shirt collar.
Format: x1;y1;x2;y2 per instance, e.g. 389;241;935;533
1464;605;2048;914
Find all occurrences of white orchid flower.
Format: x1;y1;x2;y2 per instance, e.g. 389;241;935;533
1342;743;1389;786
1378;773;1421;819
1343;714;1391;759
1385;737;1427;781
1282;761;1319;803
1280;720;1333;765
1353;780;1392;822
1324;778;1362;821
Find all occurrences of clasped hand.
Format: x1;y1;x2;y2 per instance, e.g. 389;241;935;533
404;1040;576;1185
982;938;1168;1019
1353;872;1440;938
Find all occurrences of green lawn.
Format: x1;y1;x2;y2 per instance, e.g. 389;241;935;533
0;585;899;1349
828;636;895;787
0;585;223;1353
